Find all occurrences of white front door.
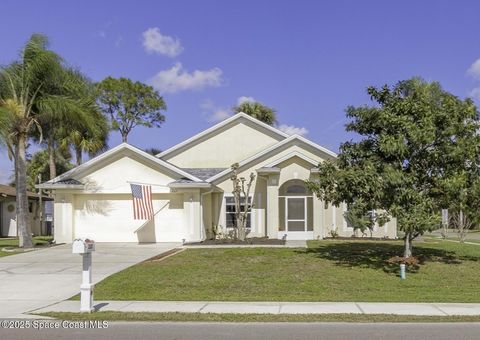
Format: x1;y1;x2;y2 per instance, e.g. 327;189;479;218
278;196;313;240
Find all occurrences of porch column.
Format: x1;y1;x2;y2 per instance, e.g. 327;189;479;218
266;174;279;238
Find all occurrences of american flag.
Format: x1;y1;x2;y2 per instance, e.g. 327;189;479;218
130;184;154;220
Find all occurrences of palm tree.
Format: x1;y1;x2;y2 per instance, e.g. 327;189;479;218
233;101;277;125
0;34;97;247
35;68;104;178
144;147;162;156
64;107;109;166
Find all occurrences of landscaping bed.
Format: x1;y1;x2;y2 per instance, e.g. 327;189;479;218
185;237;285;246
86;239;480;303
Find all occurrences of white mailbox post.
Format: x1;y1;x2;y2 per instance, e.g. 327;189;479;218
72;238;95;313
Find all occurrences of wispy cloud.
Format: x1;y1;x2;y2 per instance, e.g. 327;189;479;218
469;87;480;100
142;27;183;57
467;58;480;80
277;124;308;136
201;99;232;123
150;63;223;94
237;96;255;105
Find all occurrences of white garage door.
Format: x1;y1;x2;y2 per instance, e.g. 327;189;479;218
74;193;186;242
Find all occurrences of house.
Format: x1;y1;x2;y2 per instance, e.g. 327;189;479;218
0;184;53;237
38;113;397;243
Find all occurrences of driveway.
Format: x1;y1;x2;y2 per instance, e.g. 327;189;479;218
0;242;180;318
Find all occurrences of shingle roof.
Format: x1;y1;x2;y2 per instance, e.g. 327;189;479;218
171;178;197;184
181;168;227;181
53;178;83;185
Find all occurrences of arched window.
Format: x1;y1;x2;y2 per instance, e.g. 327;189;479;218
279;180;312;196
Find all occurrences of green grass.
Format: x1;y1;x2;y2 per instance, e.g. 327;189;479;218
84;239;480;303
0;236;53;257
36;311;480;323
424;235;480;244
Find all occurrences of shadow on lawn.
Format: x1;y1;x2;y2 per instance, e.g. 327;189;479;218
302;242;478;274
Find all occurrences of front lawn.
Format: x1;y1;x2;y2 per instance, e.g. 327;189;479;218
0;236;53;257
89;239;480;302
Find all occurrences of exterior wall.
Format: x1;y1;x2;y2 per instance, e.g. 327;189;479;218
53;193;74;243
212;148;397;240
322;203;397;239
72;193;186;243
165;122;281;168
51;154;204;243
0;197;43;237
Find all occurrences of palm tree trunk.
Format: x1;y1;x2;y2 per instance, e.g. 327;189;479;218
75;146;82;166
15;134;33;248
48;136;56;180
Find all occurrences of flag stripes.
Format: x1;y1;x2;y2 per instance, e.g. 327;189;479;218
130;184;154;220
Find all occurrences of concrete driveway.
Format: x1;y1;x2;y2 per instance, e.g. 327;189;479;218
0;242;180;318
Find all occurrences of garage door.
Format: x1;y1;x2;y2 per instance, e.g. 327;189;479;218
74;193;186;242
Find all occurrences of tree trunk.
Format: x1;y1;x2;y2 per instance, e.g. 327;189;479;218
122;133;128;143
75;146;82;166
48;137;56;180
237;215;246;241
404;232;413;258
16;134;33;248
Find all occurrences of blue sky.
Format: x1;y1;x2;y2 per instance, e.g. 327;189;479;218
1;0;480;184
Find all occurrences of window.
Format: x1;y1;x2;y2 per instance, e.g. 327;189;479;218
225;196;252;229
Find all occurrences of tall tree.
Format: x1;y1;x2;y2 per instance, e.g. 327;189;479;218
23;149;73;191
144;147;162;156
0;34;97;247
233;101;277;125
97;77;167;143
0;34;62;247
307;78;480;258
35;68;104;178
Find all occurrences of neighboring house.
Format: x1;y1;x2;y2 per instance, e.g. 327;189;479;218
38;113;397;243
0;184;53;237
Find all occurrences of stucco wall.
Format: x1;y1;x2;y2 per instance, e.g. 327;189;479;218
165;122;281;168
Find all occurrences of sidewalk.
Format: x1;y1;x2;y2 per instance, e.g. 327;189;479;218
31;301;480;316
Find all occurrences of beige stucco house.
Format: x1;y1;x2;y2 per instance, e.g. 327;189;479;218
38;113;397;243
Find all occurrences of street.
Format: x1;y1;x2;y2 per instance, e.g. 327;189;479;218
1;321;480;340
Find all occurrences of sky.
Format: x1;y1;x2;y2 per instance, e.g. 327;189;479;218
1;0;480;184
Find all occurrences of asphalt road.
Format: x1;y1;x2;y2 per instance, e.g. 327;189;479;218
1;321;480;340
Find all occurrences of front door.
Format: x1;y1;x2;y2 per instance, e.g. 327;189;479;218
281;197;313;240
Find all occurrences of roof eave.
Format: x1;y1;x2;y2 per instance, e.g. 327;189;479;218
36;184;85;190
168;182;212;189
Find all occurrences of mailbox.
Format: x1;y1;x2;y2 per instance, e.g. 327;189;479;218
72;238;95;312
72;238;95;254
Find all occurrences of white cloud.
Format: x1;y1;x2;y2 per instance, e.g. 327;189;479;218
115;36;123;47
142;27;183;57
277;124;309;136
467;58;480;80
469;87;480;100
150;63;223;94
237;96;255;105
200;99;232;123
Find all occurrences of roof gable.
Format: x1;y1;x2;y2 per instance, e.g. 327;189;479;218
158;113;288;162
39;143;201;189
207;134;337;183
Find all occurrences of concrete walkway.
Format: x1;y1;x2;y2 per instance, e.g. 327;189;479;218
32;301;480;316
0;242;180;319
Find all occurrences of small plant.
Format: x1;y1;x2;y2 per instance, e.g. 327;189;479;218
329;229;339;239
